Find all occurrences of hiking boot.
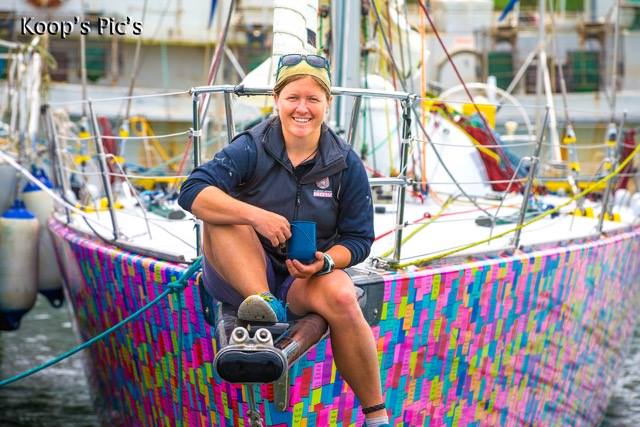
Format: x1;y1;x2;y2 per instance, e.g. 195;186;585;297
237;292;287;323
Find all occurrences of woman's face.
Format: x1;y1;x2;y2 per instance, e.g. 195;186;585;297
275;76;330;141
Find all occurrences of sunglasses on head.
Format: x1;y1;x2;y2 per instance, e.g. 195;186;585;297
276;54;331;80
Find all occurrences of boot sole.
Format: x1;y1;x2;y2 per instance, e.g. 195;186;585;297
237;295;278;322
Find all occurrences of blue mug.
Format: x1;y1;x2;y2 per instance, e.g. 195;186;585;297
288;221;317;264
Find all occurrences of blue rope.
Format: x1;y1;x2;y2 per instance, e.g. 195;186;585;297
0;256;202;393
169;256;202;426
176;279;185;426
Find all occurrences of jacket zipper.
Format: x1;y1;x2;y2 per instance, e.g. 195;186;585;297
294;177;302;220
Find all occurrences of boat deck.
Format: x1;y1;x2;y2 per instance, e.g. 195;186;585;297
57;193;638;270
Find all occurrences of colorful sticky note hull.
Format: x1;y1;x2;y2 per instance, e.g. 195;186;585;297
49;220;640;426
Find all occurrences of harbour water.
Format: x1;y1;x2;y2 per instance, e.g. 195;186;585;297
0;297;98;427
601;325;640;427
1;295;639;426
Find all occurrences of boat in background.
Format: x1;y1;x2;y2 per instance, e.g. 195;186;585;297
0;38;64;330
2;0;640;425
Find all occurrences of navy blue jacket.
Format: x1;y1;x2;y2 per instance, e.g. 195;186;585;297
178;117;374;272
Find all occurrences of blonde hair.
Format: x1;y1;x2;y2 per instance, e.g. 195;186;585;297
273;75;331;100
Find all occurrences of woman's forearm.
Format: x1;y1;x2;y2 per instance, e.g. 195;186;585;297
191;186;292;247
190;186;260;226
326;245;352;270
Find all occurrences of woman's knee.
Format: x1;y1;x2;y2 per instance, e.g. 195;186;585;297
313;272;361;320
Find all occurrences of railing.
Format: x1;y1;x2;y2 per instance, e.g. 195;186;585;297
190;85;417;263
43;91;197;261
35;85;640;270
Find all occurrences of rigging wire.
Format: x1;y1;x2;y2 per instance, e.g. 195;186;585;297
415;1;500;147
369;0;498;220
172;0;237;191
380;195;457;258
418;4;427;194
382;1;404;153
199;0;237;124
392;140;640;268
124;0;149;121
373;199;523;243
391;216;564;265
1;150;196;254
546;0;573;131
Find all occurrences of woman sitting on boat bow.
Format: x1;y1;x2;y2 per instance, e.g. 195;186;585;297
178;54;389;426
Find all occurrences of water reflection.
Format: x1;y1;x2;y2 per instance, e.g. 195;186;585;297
601;325;640;427
0;297;99;427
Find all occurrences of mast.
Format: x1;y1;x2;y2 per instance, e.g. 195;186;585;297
537;0;561;162
331;0;360;132
603;0;622;174
609;0;621;122
272;0;319;57
79;0;88;118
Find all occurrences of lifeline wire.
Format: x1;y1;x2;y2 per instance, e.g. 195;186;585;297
369;0;498;220
393;140;640;268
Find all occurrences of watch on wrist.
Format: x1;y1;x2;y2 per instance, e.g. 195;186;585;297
315;253;335;276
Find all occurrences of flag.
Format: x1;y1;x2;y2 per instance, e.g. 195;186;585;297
208;0;218;28
498;0;519;22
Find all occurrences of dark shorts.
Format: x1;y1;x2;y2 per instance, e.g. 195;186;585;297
202;255;296;309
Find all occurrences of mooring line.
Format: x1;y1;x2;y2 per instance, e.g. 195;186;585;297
0;256;203;427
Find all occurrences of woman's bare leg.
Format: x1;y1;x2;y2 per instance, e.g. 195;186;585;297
286;271;387;419
202;223;268;296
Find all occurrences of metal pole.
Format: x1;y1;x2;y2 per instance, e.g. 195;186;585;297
535;0;546;135
79;3;88;118
539;48;561;162
190;84;411;101
246;384;264;427
503;46;539;101
87;99;119;240
347;96;362;147
610;0;621;121
332;0;359;131
512;107;550;250
192;93;202;256
392;98;412;264
223;92;235;142
597;111;626;233
43;105;71;223
42;106;60;189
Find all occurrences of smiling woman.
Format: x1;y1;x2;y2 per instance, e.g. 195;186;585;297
178;54;390;425
271;54;332;166
274;77;330;164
